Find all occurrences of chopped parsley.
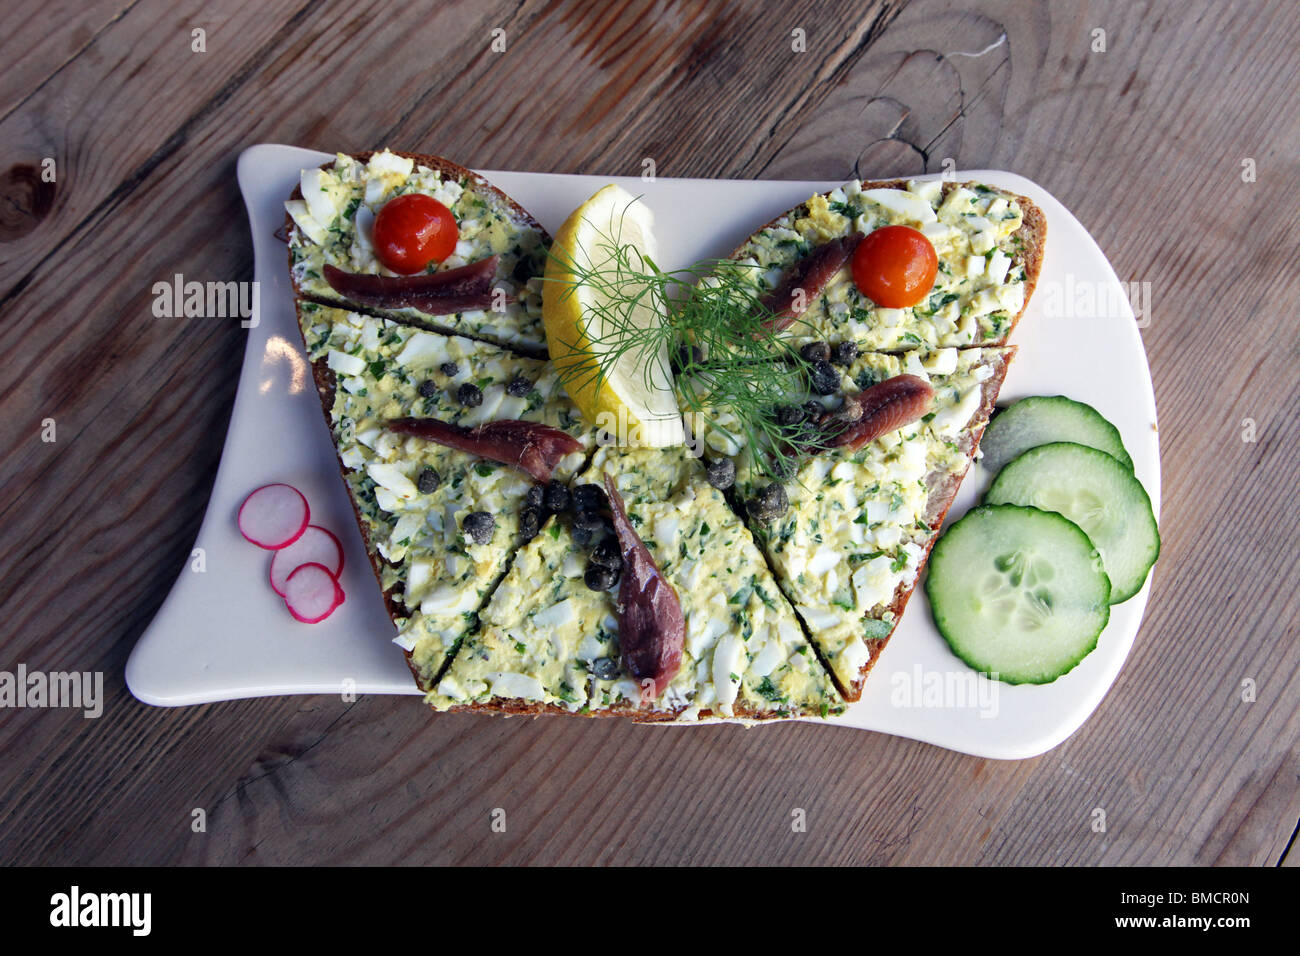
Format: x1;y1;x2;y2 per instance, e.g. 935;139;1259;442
755;677;786;702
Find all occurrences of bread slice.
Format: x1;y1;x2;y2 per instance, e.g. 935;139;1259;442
426;443;846;721
728;179;1045;351
286;158;1037;718
285;149;551;355
293;301;595;687
703;347;1014;700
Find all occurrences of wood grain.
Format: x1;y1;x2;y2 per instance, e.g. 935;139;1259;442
0;0;1296;867
0;0;135;122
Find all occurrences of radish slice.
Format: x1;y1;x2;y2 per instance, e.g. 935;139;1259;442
283;562;345;624
238;483;310;549
269;526;345;596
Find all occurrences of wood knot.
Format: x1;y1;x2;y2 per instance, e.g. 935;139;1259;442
0;164;56;242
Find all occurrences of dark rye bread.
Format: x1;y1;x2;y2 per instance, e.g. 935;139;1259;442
296;305;496;698
297;302;564;699
285;151;553;695
730;178;1046;347
286;149;552;356
437;698;826;723
842;346;1015;700
297;311;411;636
296;301;840;723
431;468;848;724
725;178;1039;699
287;162;1016;721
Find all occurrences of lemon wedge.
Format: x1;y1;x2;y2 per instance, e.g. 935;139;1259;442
543;185;684;447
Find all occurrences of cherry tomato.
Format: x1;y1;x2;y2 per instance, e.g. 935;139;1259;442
372;194;458;274
851;225;938;308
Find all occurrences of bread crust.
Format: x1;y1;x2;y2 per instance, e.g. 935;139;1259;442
295;305;836;723
436;696;823;723
288;162;1027;721
299;319;410;621
284;150;554;693
729;178;1046;346
844;347;1015;700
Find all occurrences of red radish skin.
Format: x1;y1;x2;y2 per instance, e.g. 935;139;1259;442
283;562;345;624
238;483;310;550
269;526;345;596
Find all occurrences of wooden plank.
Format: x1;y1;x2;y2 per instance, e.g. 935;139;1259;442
0;0;316;285
0;0;136;121
754;0;1300;867
375;0;909;180
0;0;1297;867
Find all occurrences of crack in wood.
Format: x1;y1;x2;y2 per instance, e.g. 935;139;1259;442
918;50;1009;160
0;0;325;312
748;0;910;178
207;700;358;818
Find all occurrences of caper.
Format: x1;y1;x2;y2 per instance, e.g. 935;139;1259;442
705;457;735;490
463;511;495;544
525;484;544;509
590;658;618;681
457;382;482;407
543;480;571;513
775;404;806;427
749;483;789;521
831;341;859;366
518;506;541;543
571;483;605;513
809;359;840;396
572;509;605;534
584;565;619;591
590;538;623;570
417;466;441;494
800;341;831;363
673;344;704;373
589;657;620;680
506;375;533;397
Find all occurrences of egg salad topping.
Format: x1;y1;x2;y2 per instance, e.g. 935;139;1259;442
734;181;1028;350
286;150;549;351
429;444;845;720
297;303;593;683
708;348;1010;691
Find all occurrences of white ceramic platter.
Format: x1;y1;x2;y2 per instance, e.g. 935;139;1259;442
126;144;1159;759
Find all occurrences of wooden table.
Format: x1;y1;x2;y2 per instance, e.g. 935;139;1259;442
2;0;1296;867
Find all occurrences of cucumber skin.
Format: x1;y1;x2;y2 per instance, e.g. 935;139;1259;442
925;505;1111;685
987;441;1160;604
981;395;1134;473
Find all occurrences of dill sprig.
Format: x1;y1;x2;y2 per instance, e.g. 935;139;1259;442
542;212;825;480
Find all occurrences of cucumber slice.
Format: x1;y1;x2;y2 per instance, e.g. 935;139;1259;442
926;505;1111;684
980;396;1133;473
987;442;1159;603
